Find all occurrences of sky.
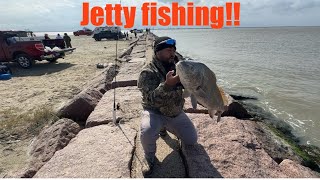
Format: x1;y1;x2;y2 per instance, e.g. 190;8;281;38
0;0;319;31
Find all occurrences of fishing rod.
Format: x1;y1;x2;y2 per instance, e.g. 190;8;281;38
113;0;122;125
113;36;118;125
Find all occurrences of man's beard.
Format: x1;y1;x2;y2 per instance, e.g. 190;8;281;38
162;60;175;72
162;56;175;63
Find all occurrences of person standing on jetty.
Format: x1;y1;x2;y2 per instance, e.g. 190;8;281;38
63;33;72;48
44;34;50;39
137;36;198;176
134;30;137;38
56;34;63;39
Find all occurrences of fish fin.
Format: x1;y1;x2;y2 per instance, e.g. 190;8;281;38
216;111;222;122
182;89;191;98
208;109;217;119
191;94;198;109
218;86;228;107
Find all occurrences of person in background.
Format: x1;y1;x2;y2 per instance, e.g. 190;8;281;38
63;33;72;48
56;34;63;39
6;36;16;45
44;34;50;39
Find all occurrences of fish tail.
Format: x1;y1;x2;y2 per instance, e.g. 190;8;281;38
218;87;228;106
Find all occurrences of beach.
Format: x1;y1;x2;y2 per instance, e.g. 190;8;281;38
0;35;130;116
0;34;131;177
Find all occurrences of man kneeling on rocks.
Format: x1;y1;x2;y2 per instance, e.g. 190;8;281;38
137;36;198;176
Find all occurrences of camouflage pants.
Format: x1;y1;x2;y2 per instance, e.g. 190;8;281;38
140;109;198;159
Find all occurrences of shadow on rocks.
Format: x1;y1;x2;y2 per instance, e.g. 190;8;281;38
145;134;186;178
160;133;223;178
160;133;180;150
150;152;184;178
182;143;223;178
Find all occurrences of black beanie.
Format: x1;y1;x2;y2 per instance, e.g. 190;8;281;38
154;36;176;53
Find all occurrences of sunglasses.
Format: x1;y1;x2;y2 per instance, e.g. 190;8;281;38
157;39;176;46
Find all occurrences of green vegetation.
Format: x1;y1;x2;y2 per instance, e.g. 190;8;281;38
267;124;320;172
240;101;320;173
0;106;59;141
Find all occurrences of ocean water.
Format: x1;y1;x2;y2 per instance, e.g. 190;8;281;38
154;27;320;147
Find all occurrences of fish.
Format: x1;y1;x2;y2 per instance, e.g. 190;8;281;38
176;60;228;122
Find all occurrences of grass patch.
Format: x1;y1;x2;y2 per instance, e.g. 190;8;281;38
0;106;59;142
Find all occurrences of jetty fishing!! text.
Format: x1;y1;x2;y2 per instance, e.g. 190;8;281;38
80;2;240;29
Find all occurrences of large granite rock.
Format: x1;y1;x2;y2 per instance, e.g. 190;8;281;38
181;113;320;178
129;38;139;46
34;124;137;178
115;58;146;81
22;119;81;177
86;87;142;128
119;43;136;58
130;41;147;58
249;121;304;165
221;94;252;119
104;58;145;90
56;64;119;123
57;87;102;123
183;93;251;119
84;63;119;93
105;80;138;90
131;45;146;55
279;159;320;178
182;113;287;178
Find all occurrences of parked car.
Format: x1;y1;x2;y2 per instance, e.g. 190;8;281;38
130;29;143;33
92;26;125;41
73;29;93;36
0;31;65;68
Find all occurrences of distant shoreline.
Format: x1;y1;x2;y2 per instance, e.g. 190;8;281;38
30;25;320;32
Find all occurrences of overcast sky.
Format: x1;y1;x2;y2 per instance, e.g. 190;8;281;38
0;0;319;31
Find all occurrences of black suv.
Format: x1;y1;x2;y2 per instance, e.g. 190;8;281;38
93;30;125;41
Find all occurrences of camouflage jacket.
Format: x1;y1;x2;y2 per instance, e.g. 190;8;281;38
138;55;184;117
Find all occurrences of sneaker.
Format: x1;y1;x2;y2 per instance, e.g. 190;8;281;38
142;156;154;177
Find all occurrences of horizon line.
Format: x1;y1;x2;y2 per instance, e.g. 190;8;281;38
29;25;320;32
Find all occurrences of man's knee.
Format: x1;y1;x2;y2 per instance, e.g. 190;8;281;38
141;125;158;138
140;112;162;142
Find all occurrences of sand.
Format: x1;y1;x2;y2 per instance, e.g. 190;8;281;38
0;34;132;177
0;35;130;118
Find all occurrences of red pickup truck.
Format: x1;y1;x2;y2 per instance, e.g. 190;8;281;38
73;29;93;36
0;31;64;68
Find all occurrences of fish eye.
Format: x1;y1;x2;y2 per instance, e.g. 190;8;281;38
196;86;201;90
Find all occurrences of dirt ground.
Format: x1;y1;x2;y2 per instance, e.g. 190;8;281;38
0;34;132;177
